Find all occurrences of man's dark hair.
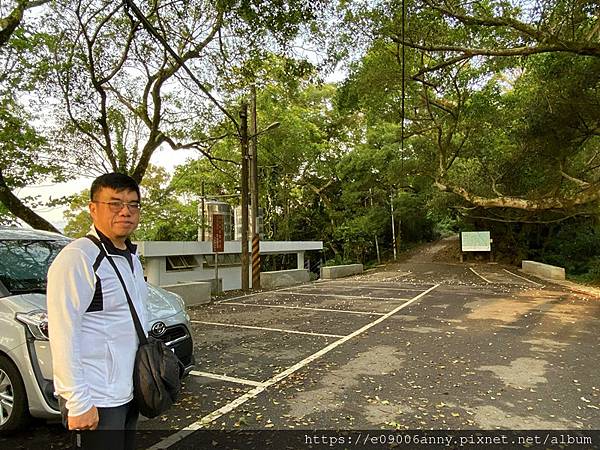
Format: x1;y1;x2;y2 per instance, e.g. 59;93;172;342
90;173;141;201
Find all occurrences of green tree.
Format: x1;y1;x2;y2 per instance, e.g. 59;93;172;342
44;0;331;183
63;165;197;240
62;190;92;237
170;56;375;260
134;166;198;241
336;0;600;215
0;0;67;231
1;0;330;230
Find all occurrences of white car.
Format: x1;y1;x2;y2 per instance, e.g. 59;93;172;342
0;227;195;432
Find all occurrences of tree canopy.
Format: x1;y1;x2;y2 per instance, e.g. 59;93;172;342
3;0;600;281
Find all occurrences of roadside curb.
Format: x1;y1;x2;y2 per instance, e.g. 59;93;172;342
554;280;600;298
519;270;600;298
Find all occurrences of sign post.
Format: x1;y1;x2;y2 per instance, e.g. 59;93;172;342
212;214;225;294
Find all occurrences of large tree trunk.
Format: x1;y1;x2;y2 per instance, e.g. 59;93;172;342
0;171;60;233
435;181;600;211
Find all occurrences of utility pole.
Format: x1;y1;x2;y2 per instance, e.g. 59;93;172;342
201;181;205;241
249;84;261;289
240;103;250;291
390;192;397;260
370;188;381;264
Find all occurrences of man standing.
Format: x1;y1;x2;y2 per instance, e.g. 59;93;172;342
47;173;148;450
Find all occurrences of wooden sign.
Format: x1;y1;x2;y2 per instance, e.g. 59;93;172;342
212;214;224;253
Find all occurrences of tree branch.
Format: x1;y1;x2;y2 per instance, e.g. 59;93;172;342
560;167;590;188
123;0;237;130
0;0;50;47
0;168;59;232
422;0;547;41
435;179;600;211
76;3;115;168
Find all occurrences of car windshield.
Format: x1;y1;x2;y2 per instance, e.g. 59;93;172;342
0;239;68;294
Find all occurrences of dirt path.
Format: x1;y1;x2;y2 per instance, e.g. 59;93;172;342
402;234;460;264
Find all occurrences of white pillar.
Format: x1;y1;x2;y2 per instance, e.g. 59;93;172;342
145;257;162;285
296;251;305;269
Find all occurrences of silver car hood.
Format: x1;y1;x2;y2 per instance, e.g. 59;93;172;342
2;285;182;320
146;284;182;319
2;293;47;313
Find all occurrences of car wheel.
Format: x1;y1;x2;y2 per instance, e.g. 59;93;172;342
0;355;30;432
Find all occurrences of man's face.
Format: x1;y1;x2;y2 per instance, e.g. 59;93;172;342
89;187;141;243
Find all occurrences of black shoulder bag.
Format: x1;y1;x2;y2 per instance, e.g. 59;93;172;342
86;235;182;418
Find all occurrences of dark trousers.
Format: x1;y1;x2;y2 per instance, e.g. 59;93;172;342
60;398;139;450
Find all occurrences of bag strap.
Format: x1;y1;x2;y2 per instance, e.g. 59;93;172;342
85;235;148;346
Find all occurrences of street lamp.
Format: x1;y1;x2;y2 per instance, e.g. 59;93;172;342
255;121;281;136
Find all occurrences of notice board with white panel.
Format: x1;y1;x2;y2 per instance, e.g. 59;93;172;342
460;231;492;261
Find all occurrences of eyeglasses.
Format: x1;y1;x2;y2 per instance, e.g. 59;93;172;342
93;200;142;213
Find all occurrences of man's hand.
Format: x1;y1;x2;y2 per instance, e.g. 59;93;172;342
68;406;99;430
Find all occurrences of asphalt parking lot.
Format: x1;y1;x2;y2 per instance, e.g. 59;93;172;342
6;261;600;449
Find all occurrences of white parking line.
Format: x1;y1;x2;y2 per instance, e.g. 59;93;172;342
316;279;431;290
469;267;492;283
189;370;265;387
289;283;427;293
216;284;307;304
191;320;345;338
274;283;314;291
214;291;261;304
224;302;385;316
151;284;440;449
502;269;544;286
284;291;407;301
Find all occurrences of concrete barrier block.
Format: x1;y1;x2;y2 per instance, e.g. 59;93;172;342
162;281;212;306
261;269;309;289
522;260;565;280
320;263;364;280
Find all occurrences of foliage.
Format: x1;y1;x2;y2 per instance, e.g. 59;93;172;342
334;0;600;214
330;0;600;273
134;167;198;241
0;97;49;187
40;0;332;182
63;166;197;241
0;24;73;231
0;202;17;226
62;190;92;238
3;0;600;278
0;0;331;230
533;220;600;283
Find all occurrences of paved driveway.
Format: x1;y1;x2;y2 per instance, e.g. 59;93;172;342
6;261;600;449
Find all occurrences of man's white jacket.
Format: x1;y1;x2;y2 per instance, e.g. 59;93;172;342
47;227;148;416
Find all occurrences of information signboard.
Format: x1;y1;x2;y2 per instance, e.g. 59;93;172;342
461;231;491;252
212;214;224;253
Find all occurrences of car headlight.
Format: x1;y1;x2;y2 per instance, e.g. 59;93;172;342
16;310;49;341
